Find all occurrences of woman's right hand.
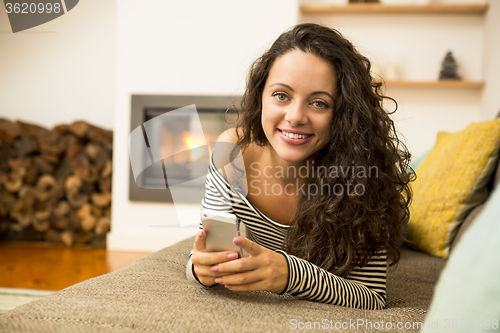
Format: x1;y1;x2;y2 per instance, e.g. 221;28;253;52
191;230;240;287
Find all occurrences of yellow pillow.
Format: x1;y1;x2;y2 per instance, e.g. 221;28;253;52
408;119;500;259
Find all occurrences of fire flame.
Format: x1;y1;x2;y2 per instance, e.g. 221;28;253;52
182;131;211;163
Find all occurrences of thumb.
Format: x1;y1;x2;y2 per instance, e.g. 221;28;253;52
193;230;207;252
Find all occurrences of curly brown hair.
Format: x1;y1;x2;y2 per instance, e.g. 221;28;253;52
231;23;414;277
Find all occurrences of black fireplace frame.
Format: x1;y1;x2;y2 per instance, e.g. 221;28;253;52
129;94;240;203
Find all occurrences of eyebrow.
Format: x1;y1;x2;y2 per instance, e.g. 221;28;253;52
268;83;335;101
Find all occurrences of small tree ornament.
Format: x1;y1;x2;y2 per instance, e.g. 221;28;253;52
439;51;461;80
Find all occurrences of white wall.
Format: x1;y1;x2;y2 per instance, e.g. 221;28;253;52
300;4;485;157
0;0;116;130
481;0;500;120
108;0;299;251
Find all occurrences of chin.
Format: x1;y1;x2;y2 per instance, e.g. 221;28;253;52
276;150;310;164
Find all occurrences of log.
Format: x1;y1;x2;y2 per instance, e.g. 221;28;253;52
11;204;33;228
16;120;50;139
77;204;96;233
34;208;51;221
91;192;111;208
18;186;36;207
12;137;39;157
41;153;61;165
34;174;56;201
0;119;20;144
32;218;50;232
84;165;99;184
55;157;72;181
54;200;70;217
0;189;17;216
101;160;112;178
67;192;89;208
53;123;68;134
98;177;112;193
33;156;55;174
0;144;15;173
87;125;112;146
4;178;22;193
71;153;91;181
49;214;68;230
67;121;89;138
84;143;109;170
0;173;7;186
60;230;75;247
92;206;103;218
64;175;82;195
7;158;31;170
95;217;110;235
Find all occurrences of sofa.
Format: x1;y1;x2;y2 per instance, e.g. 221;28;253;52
1;118;499;333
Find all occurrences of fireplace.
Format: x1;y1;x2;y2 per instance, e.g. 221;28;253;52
129;95;239;203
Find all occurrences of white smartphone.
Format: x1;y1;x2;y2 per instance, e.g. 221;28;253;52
200;209;243;257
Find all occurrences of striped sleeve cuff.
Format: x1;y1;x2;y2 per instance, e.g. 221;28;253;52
275;250;386;310
186;251;218;288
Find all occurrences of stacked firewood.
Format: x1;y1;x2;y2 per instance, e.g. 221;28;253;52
0;119;112;247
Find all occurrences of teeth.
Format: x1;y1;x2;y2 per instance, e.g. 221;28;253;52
281;130;310;139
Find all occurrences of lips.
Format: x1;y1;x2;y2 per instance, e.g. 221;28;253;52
278;129;313;139
277;129;314;145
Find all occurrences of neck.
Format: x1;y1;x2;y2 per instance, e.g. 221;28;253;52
265;146;317;185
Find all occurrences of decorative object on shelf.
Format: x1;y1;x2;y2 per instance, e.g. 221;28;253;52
385;61;400;81
439;51;461;80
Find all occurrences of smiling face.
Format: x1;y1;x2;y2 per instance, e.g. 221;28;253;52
261;50;336;165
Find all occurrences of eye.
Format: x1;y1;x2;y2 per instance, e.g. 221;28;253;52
272;92;288;102
312;100;329;109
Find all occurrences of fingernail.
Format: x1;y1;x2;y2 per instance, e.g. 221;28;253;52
210;265;219;272
233;237;242;245
225;285;232;289
227;253;238;260
215;278;222;283
198;231;203;238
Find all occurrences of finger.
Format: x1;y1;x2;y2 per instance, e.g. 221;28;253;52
214;270;262;287
193;250;240;267
214;257;256;275
195;264;240;279
233;236;262;257
193;230;207;253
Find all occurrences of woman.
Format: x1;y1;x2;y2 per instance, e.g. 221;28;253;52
186;23;413;310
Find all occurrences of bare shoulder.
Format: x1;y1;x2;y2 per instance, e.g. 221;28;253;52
213;127;260;169
216;127;240;144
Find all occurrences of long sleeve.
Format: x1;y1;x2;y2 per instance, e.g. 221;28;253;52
277;250;387;310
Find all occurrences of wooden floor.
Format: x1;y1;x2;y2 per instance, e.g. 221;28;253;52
0;242;151;291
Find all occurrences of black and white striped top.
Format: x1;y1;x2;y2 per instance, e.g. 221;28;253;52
186;151;387;310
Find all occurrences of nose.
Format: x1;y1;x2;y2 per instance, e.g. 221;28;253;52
284;100;308;127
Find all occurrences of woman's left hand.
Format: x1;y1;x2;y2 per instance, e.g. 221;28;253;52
210;237;288;294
